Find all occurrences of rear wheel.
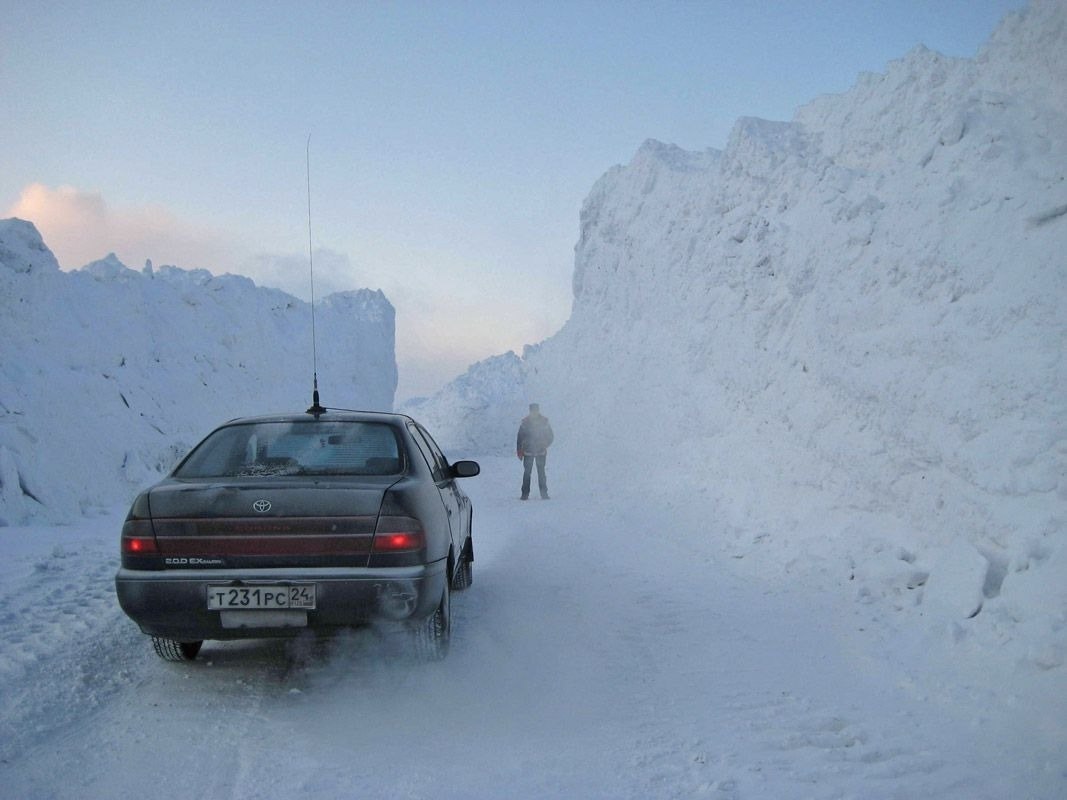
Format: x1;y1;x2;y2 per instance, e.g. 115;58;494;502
151;636;203;662
411;584;450;660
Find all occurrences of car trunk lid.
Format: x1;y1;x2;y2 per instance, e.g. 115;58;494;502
147;478;394;568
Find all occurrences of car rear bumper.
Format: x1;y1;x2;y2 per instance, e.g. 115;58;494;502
115;562;446;641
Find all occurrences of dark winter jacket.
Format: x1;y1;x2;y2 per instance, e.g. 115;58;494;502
516;413;554;457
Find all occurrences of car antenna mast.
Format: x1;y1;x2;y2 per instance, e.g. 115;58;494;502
306;134;326;416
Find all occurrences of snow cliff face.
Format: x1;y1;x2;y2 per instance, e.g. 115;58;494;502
424;1;1066;633
0;219;397;524
540;1;1065;519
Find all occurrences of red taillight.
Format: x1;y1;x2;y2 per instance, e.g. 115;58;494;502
372;515;425;552
123;536;159;554
372;531;426;552
121;516;159;555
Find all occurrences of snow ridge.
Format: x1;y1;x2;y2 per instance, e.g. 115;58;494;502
0;219;397;524
419;0;1067;666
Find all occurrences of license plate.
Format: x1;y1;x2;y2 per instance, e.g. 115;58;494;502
207;584;316;610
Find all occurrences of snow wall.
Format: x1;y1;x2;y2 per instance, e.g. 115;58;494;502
0;218;397;524
412;0;1067;649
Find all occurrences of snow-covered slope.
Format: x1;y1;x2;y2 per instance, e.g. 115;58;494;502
0;218;397;524
399;350;528;455
420;1;1067;664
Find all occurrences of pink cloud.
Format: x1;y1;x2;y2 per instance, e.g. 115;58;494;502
6;183;241;271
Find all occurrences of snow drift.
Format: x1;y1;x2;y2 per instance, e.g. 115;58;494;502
419;1;1067;662
0;218;397;524
399;350;529;455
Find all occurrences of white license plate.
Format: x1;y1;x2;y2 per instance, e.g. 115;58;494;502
207;584;316;610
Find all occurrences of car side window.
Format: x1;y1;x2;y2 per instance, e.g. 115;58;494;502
407;423;441;480
409;424;452;482
417;425;449;467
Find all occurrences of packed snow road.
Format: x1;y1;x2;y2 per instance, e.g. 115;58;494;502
0;457;1058;798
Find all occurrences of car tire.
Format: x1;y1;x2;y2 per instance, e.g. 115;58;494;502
411;584;450;661
151;636;203;662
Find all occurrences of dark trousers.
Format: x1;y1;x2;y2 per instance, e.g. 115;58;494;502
521;454;548;498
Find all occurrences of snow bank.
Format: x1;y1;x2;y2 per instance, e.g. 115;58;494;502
421;1;1067;669
398;350;528;456
0;219;397;524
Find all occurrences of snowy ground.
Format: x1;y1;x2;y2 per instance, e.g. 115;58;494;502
1;456;1063;799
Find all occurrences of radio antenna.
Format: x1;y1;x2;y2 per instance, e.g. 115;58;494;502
306;134;325;416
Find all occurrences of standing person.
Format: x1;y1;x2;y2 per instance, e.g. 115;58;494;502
516;403;554;500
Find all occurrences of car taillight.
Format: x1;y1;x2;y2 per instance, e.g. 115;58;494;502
122;535;160;554
120;495;163;568
370;516;426;564
121;518;159;552
372;531;426;552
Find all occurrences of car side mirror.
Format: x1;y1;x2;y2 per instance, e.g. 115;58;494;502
450;460;480;479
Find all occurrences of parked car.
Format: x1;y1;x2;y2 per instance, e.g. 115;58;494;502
115;410;478;661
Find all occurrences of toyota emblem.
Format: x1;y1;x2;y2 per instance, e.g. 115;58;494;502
252;500;272;513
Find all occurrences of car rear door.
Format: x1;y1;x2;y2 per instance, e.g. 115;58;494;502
407;423;463;555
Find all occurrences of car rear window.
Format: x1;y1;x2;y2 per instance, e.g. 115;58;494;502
174;421;403;478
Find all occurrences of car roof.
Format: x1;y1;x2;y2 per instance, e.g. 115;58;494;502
218;409;416;427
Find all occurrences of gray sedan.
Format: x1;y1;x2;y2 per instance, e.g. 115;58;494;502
115;410;478;661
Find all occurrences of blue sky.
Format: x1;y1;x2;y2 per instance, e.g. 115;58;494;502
1;0;1023;399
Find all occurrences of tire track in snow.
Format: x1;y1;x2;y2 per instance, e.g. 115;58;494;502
0;522;140;769
0;462;1050;798
462;459;965;798
0;511;319;798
